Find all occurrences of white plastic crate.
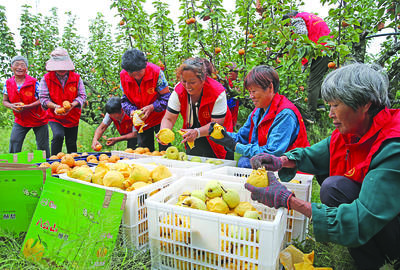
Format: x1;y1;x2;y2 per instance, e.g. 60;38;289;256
187;155;237;168
58;163;176;250
111;150;162;159
205;166;313;243
146;177;287;270
126;157;213;177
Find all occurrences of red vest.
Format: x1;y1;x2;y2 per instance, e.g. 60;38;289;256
120;63;166;131
44;71;81;127
111;112;133;135
248;93;310;151
175;77;233;159
295;12;331;45
329;108;400;183
6;75;48;127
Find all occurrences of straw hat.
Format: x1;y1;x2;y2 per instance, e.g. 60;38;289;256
45;47;75;71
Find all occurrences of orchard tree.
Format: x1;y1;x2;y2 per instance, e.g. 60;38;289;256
0;5;16;81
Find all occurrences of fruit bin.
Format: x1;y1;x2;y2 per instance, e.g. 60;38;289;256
204;166;313;243
58;163;176;250
122;157;213;177
146;177;287;270
111;150;162;160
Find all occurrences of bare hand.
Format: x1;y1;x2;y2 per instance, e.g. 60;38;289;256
141;105;154;121
91;140;100;150
106;137;118;146
181;128;198;144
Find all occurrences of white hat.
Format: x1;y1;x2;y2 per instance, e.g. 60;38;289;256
46;47;75;71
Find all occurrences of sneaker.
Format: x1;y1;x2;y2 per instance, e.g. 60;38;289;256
316;104;326;112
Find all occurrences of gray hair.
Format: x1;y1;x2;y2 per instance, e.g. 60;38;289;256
11;55;28;67
177;57;207;81
321;63;390;116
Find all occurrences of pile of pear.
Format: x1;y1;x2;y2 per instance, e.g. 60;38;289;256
176;180;261;220
67;162;172;192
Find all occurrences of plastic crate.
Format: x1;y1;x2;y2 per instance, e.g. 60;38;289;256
146;177;287;270
111;150;162;160
123;157;213;177
58;163;176;250
204;166;313;243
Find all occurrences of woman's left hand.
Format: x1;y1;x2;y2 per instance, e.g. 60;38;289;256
181;128;198;143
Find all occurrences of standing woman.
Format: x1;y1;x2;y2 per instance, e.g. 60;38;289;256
159;57;234;159
2;56;49;157
39;48;86;155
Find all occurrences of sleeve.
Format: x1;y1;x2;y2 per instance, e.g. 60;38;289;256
38;76;51;108
2;82;7;95
211;91;227;118
102;113;112;126
34;81;39;99
312;139;400;247
227;113;252;144
121;93;137;116
291;17;308;35
73;78;87;108
235;109;300;158
279;136;331;181
166;91;181;114
156;70;168;92
153;91;171;112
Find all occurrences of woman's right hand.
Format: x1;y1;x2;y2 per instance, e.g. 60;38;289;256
91;140;100;150
181;128;198;143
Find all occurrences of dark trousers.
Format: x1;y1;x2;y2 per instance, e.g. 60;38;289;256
137;124;168;152
320;176;400;270
9;122;50;158
307;56;330;112
49;121;79;155
127;137;138;149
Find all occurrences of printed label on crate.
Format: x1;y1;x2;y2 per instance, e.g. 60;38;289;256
21;177;125;269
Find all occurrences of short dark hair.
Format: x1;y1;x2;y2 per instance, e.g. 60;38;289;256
121;48;147;73
105;97;122;114
244;65;280;93
282;11;298;21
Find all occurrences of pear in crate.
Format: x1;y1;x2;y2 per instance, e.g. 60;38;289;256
234;202;256;217
204;180;223;198
182;197;207;210
67;166;93;182
221;187;240;208
246;167;269;187
165;146;179;160
207;197;229;214
92;163;109;185
103;170;124;188
191;189;207;202
112;162;132;179
178;152;188;161
190;156;202;162
150;165;172;182
178;191;191;203
130;164;150;182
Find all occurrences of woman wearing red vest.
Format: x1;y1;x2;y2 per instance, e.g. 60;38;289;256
159;57;234;159
2;55;49;157
39;48;86;155
209;65;309;167
120;48;170;152
246;63;400;269
91;97;137;150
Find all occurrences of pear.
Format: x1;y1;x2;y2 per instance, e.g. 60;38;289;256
178;191;191;202
150;165;172;182
221;187;240;209
182;197;207;211
166;146;179;160
190;156;202;162
234;202;256;217
206;197;229;214
178;152;188;161
246;167;269;187
191;189;207;202
243;210;261;220
204;180;223;198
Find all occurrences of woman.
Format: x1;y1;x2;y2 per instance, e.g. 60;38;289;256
159;57;233;159
209;65;309;167
39;47;86;155
120;48;170;152
3;55;49;157
246;63;400;270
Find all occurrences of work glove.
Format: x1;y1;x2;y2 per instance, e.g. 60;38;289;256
245;172;293;209
208;123;237;151
250;152;283;171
